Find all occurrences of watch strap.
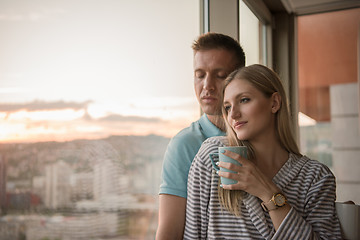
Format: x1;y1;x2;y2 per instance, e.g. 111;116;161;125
261;200;278;212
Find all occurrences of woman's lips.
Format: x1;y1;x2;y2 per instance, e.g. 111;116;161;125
234;121;247;129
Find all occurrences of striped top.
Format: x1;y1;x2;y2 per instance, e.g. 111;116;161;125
184;136;342;240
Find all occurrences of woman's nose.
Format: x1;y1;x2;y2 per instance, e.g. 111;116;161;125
230;106;240;119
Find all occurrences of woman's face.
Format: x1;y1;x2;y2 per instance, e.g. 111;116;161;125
223;78;276;142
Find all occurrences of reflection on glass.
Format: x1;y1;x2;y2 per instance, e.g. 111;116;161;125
298;8;360;173
1;136;170;239
0;0;199;239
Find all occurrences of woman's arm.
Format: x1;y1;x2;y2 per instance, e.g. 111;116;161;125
273;173;342;240
183;155;212;239
218;150;342;239
218;149;291;230
183;140;220;239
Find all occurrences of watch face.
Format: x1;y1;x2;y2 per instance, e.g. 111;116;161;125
274;194;286;206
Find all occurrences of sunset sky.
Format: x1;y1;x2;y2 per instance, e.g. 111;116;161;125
0;0;200;143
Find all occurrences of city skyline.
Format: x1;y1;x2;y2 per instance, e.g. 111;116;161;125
1;134;169;208
0;134;168;239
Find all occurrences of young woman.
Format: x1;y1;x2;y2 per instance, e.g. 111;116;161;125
184;64;342;239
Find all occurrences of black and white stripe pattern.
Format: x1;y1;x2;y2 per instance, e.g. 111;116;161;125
184;136;342;239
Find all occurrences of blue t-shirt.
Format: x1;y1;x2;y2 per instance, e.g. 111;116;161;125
159;114;225;198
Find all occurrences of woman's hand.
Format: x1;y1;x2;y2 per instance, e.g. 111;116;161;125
217;150;278;202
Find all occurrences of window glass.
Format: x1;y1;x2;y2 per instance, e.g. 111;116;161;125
0;0;199;239
239;1;260;65
298;8;360;203
239;0;268;66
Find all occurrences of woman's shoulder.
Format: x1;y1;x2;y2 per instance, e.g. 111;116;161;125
203;136;228;146
200;136;227;152
291;154;335;180
195;136;227;161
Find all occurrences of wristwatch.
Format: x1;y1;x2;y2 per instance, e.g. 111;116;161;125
261;192;287;212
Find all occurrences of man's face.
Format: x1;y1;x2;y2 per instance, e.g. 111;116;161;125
193;49;238;116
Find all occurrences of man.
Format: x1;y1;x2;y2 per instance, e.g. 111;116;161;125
156;32;246;239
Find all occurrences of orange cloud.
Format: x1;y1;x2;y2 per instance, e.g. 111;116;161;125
0;100;92;113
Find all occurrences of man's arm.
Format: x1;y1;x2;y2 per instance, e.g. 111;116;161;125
156;121;206;239
156;194;186;240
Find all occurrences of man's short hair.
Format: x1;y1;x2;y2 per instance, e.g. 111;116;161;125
192;32;246;68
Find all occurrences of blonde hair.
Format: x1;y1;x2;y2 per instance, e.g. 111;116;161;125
218;64;301;216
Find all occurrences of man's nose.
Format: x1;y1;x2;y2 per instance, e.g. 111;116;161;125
203;75;215;91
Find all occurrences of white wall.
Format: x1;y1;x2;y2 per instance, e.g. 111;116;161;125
330;82;360;204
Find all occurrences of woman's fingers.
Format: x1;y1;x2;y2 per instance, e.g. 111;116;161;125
217;161;242;172
216;150;266;193
217;150;250;172
215;151;280;200
221;150;247;165
217;170;245;189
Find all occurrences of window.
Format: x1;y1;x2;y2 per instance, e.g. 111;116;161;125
0;0;199;239
298;8;360;203
239;0;271;66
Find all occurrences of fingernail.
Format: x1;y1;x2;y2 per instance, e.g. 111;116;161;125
220;150;225;154
216;170;219;175
220;184;223;188
216;162;220;166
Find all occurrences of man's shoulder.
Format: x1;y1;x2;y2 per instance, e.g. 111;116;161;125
160;119;208;198
170;119;205;144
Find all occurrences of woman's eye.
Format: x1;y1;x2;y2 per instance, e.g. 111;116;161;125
240;98;250;103
224;105;231;112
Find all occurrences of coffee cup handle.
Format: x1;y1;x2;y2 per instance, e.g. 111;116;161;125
209;153;220;171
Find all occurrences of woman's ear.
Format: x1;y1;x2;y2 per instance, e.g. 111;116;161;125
271;92;281;113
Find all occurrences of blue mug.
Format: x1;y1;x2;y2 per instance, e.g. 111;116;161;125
209;146;247;185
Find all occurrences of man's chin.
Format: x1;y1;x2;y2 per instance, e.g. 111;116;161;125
204;113;222;117
201;108;222;116
202;111;226;130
